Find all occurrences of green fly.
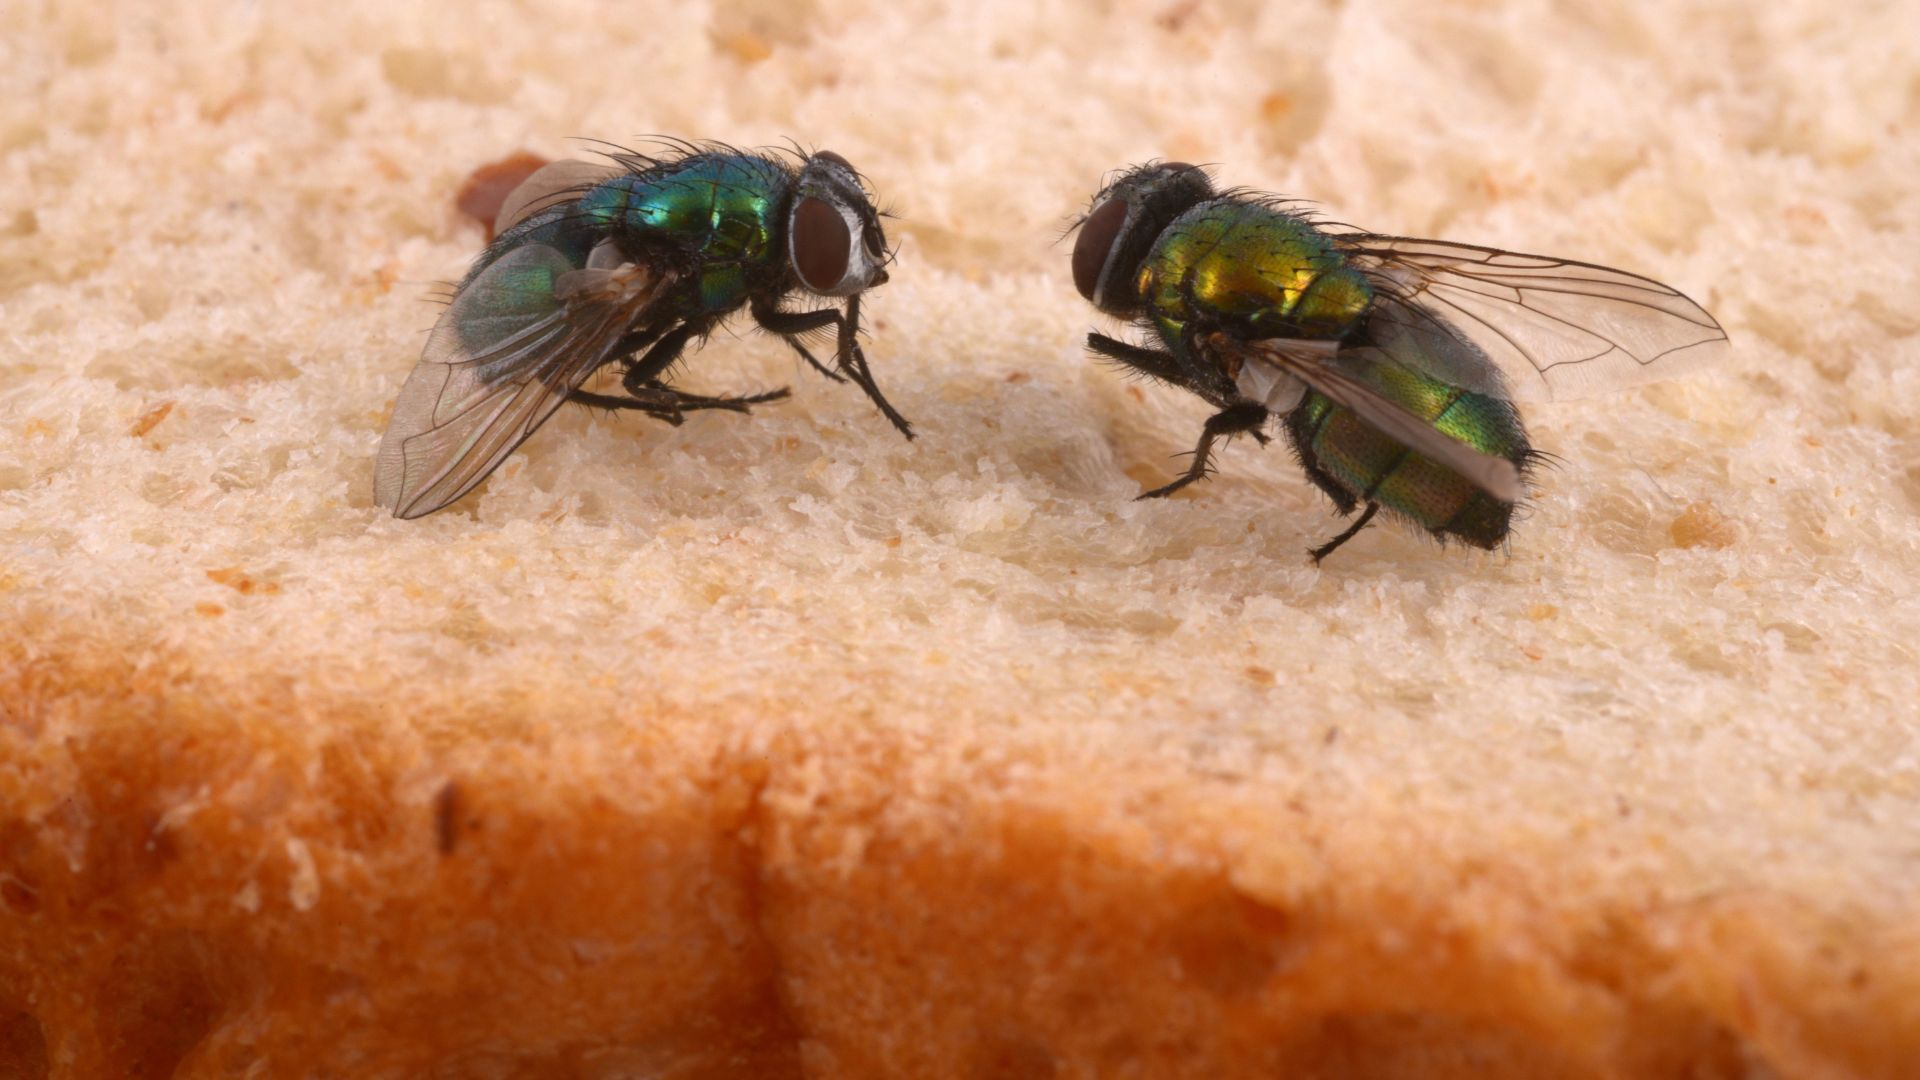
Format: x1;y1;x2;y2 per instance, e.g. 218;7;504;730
1069;162;1729;562
375;141;908;519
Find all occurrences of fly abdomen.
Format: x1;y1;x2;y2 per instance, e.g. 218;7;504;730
1284;368;1531;549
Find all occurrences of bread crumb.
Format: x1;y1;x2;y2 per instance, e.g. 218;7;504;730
719;32;772;64
205;568;279;596
129;402;173;438
1669;501;1738;550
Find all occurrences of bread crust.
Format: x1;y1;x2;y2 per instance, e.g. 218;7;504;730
3;636;1913;1078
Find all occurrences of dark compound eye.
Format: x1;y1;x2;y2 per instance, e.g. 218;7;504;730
1072;197;1128;302
793;196;851;291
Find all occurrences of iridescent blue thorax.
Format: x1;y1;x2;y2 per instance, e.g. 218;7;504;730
572;153;794;315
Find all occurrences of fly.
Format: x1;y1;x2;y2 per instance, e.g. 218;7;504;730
375;141;909;519
1069;162;1729;562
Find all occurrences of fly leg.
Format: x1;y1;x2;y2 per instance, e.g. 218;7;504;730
567;323;698;424
569;321;789;424
647;382;792;416
1308;502;1381;565
1087;333;1270;498
568;382;793;425
754;295;913;439
567;386;687;425
750;300;847;384
837;294;913;439
1087;333;1194;391
1086;333;1256;420
1135;402;1271;500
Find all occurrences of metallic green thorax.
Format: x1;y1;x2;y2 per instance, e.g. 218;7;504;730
1139;199;1530;548
577;153;791;315
1139;201;1373;359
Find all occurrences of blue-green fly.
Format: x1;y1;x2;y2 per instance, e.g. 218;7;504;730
1069;162;1729;561
376;142;907;519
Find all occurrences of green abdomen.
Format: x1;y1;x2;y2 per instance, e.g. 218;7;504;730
1285;367;1531;549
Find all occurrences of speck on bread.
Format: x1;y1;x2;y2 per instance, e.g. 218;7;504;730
2;0;1918;1076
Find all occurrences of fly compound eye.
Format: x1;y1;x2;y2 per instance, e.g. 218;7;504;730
1072;197;1129;303
792;196;852;293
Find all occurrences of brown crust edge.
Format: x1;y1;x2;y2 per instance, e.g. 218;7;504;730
1;640;1915;1079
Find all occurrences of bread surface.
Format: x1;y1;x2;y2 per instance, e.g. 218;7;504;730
3;1;1918;1076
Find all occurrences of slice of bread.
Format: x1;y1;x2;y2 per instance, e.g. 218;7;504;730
4;1;1918;1076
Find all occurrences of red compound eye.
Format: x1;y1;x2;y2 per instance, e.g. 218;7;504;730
792;197;851;291
1072;197;1128;302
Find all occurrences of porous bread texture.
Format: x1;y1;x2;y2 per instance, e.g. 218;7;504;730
2;0;1918;1076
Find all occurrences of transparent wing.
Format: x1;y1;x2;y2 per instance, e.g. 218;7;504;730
493;159;620;236
374;243;670;519
1339;235;1729;402
1235;336;1523;503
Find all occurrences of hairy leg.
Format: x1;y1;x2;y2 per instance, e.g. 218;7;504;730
753;295;913;439
750;300;846;383
1136;402;1272;500
566;321;788;424
566;383;791;426
1086;332;1193;389
1308;502;1381;564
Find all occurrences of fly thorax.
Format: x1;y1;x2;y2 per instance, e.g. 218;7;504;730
1136;259;1187;326
1284;263;1373;337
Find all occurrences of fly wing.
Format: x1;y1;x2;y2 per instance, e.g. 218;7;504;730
1338;236;1729;402
1234;335;1524;503
374;243;671;519
493;159;621;236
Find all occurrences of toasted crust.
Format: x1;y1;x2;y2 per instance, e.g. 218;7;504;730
3;632;1917;1078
